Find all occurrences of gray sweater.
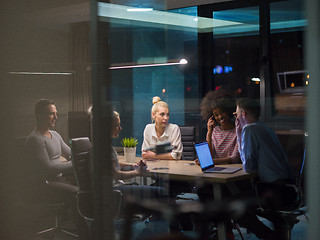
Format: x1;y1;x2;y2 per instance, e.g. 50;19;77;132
25;130;72;181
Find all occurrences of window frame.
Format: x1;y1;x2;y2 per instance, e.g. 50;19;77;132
197;0;305;130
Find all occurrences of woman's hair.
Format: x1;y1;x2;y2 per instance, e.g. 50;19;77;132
151;96;168;120
34;99;55;122
112;110;120;121
200;89;235;121
112;111;120;129
236;98;261;119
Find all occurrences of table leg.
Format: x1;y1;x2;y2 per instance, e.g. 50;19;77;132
213;183;227;240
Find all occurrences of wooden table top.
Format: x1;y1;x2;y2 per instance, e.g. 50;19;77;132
119;156;256;184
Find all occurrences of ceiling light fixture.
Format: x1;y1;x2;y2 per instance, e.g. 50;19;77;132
9;71;73;75
109;58;188;70
251;77;260;82
127;8;153;12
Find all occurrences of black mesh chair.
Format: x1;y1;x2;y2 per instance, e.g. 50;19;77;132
179;126;196;160
35;181;80;239
255;133;308;240
70;137;94;223
15;136;79;240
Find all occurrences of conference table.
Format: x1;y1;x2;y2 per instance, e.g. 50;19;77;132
119;156;256;240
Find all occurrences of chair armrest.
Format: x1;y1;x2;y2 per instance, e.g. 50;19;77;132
76;191;94;221
255;181;301;211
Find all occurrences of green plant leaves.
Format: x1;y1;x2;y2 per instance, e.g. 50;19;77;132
121;137;138;148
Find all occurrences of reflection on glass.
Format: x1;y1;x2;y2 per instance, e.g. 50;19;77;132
212;6;260;99
270;0;306;116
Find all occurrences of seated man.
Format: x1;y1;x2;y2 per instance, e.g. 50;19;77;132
25;99;89;240
235;98;295;239
25;99;73;183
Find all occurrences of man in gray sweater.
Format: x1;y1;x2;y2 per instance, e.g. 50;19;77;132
25;99;89;240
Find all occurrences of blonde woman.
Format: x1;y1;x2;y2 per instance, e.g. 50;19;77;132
141;96;183;160
141;98;193;231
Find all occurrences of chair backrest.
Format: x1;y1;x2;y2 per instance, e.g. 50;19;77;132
299;132;308;182
256;132;308;212
68;112;91;140
179;126;196;160
70;137;91;191
70;137;93;219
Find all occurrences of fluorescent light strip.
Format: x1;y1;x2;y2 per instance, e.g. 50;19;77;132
109;59;187;70
127;8;153;12
9;71;73;75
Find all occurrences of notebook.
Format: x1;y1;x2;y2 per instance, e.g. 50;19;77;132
194;142;242;174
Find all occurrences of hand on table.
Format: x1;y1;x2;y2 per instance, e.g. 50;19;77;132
194;158;200;166
141;150;156;159
135;159;147;172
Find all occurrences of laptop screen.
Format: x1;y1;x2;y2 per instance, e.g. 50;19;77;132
194;142;214;169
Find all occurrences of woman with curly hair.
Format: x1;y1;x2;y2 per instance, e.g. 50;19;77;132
197;89;242;239
198;88;240;165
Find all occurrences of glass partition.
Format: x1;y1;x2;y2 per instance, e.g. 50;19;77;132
269;0;306;117
1;0;309;240
98;3;201;153
212;6;260;99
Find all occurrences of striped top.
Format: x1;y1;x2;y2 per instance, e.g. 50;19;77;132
211;126;240;163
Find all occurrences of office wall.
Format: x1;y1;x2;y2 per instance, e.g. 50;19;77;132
0;1;85;238
1;2;72;140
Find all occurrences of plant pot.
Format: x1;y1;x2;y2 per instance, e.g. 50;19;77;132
124;147;136;163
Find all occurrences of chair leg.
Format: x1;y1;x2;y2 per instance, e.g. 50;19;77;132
36;213;79;239
232;220;245;240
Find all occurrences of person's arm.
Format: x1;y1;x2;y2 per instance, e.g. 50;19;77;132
206;116;216;159
168;124;182;160
238;126;257;173
60;137;71;160
119;161;141;170
141;125;155;159
142;150;174;160
113;160;146;180
235;118;243;152
55;132;71;162
26;135;72;177
143;125;182;160
154;152;175;160
141;125;174;160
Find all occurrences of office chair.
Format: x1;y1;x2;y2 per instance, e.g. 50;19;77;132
35;181;80;240
255;133;308;240
70;137;94;223
179;126;197;160
70;137;129;231
13;136;79;240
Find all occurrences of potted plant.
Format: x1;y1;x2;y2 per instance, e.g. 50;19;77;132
121;137;138;163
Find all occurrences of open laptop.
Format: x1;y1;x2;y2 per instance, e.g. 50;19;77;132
194;142;242;174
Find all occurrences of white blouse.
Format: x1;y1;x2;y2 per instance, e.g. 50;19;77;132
141;123;183;160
